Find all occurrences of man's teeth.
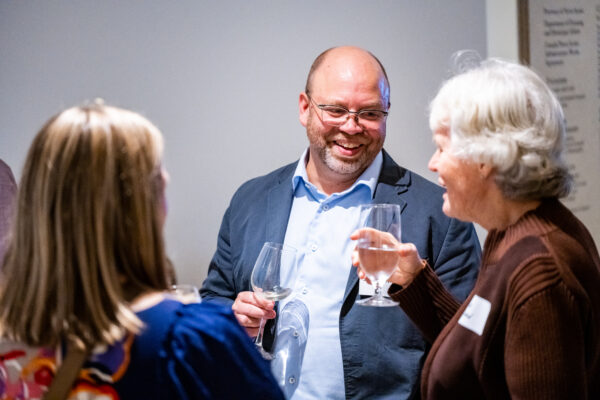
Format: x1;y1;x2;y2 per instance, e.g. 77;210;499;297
337;142;361;149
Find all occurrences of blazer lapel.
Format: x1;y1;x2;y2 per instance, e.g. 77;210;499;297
373;149;410;210
265;166;296;244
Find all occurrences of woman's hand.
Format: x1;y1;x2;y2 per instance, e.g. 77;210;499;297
350;228;426;288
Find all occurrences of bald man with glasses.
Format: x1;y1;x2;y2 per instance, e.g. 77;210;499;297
201;46;481;399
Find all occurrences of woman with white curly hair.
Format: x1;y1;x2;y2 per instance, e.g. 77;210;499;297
352;58;600;398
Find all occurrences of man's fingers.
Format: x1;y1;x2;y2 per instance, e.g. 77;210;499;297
233;314;262;337
232;292;275;337
232;291;276;329
233;300;276;320
251;291;276;309
245;327;260;337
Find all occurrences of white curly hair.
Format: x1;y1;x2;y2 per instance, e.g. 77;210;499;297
429;58;572;200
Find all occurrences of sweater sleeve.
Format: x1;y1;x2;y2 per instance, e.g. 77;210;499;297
504;260;589;399
388;263;462;343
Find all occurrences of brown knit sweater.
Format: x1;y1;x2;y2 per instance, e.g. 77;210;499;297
390;199;600;399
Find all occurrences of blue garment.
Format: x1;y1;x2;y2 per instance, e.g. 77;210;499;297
201;149;482;399
282;150;380;399
118;299;284;399
0;299;284;399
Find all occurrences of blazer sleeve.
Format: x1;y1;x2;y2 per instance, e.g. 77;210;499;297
200;205;237;306
432;217;481;302
200;164;294;306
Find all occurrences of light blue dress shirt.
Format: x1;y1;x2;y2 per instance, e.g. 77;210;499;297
280;149;382;399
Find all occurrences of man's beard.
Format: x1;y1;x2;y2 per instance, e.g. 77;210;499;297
319;144;369;176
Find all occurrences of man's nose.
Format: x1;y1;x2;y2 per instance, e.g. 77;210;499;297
339;114;363;134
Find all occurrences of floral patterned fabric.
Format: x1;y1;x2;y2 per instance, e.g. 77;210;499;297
0;338;127;400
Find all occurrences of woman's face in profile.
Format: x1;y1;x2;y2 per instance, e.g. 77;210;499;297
428;127;488;224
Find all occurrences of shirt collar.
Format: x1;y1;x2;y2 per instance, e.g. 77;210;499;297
292;148;383;199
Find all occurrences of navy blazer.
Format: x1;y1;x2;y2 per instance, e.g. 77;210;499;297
201;150;481;399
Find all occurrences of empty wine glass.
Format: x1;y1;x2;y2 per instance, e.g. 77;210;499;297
171;284;201;304
251;242;298;360
356;203;401;307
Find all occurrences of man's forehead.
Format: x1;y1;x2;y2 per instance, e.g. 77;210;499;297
312;63;386;93
317;51;382;76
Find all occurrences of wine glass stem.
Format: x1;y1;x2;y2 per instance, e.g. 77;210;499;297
374;283;382;298
255;317;266;348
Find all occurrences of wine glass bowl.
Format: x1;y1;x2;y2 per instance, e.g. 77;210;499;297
357;234;399;283
253;286;293;301
356;204;401;307
250;242;298;359
170;284;202;304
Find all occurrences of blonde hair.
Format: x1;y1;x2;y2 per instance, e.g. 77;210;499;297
0;104;170;347
429;58;572;200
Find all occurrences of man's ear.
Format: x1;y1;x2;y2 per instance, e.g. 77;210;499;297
299;92;309;127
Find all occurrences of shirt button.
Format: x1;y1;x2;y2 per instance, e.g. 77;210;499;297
310;244;318;252
302;288;308;295
322;204;329;211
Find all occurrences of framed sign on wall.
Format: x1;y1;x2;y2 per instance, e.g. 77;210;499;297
519;0;600;247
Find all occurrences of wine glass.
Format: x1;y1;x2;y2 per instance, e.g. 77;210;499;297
356;203;401;307
251;242;298;360
171;284;202;304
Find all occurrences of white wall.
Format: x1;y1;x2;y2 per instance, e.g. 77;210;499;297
486;0;519;61
0;1;486;286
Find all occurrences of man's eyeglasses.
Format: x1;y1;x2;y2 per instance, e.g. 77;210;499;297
307;95;388;127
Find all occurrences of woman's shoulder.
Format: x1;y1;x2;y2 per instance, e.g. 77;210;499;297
134;298;243;346
144;298;236;325
156;300;285;399
164;300;250;347
132;298;256;361
504;232;598;313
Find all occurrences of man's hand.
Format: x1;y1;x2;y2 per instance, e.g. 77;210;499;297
232;291;277;337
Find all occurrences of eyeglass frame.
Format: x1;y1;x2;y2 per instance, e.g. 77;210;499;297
306;93;389;127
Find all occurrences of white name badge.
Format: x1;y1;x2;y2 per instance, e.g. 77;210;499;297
359;279;392;298
458;294;491;336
